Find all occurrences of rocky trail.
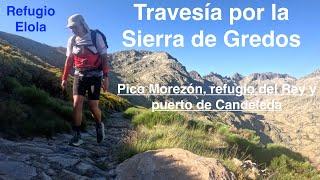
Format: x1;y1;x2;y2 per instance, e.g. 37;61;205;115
0;112;135;180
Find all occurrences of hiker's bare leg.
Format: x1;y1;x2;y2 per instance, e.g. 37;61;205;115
88;100;101;123
73;95;85;126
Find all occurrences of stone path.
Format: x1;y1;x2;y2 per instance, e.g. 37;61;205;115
0;112;134;180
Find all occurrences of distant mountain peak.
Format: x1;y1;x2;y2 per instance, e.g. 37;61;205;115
189;70;203;82
247;72;296;81
303;69;320;79
231;72;244;82
203;72;231;86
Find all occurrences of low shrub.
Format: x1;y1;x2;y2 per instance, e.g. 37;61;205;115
1;77;22;92
100;92;131;112
0;100;71;137
269;155;319;180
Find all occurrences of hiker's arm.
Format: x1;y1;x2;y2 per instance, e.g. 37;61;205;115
62;36;75;82
62;55;74;81
101;54;109;78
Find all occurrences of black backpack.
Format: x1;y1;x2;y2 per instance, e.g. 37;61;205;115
90;29;109;49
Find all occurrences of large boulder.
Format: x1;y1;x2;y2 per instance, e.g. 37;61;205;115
116;148;236;180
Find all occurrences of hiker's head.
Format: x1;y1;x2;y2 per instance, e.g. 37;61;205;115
67;14;90;36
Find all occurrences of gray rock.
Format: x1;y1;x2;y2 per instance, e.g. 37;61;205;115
0;138;14;144
46;169;56;176
56;146;90;157
17;142;54;150
0;153;8;161
17;145;54;154
116;148;236;180
0;174;12;180
91;177;106;180
76;162;95;175
47;155;79;168
32;161;50;170
0;161;37;180
55;134;72;140
82;157;95;164
39;172;52;180
57;169;89;180
0;143;15;154
107;169;116;177
12;154;31;162
24;161;32;165
0;142;54;155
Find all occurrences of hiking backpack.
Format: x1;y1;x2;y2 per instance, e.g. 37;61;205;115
71;29;109;71
90;29;109;49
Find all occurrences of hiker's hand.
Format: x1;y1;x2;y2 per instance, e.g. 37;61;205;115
61;80;67;91
102;78;109;93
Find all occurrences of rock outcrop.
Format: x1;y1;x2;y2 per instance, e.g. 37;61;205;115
115;148;236;180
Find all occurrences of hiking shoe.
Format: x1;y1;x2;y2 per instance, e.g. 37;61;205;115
69;133;84;146
96;122;105;143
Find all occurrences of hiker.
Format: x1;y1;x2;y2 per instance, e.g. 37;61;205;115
61;14;109;146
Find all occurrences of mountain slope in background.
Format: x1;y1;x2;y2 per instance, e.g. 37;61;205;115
239;71;320;167
0;31;66;68
109;50;244;107
109;50;320;167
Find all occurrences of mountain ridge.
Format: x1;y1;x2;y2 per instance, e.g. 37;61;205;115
0;31;66;68
0;31;315;79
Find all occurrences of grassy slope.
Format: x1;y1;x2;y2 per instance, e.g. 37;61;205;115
119;107;320;180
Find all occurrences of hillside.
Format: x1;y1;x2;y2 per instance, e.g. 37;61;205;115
109;50;320;168
0;31;66;68
238;71;320;168
109;49;320;167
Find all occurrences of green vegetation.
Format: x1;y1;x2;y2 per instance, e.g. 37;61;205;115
118;107;320;179
269;155;319;180
0;77;73;137
0;42;130;137
132;110;185;128
99;92;131;112
123;106;147;119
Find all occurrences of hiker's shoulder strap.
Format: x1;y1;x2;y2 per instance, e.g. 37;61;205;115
90;29;109;49
67;35;76;57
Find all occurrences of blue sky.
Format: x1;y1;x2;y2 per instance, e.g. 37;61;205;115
0;0;319;78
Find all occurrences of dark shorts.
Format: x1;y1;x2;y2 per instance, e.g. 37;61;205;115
73;75;102;100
